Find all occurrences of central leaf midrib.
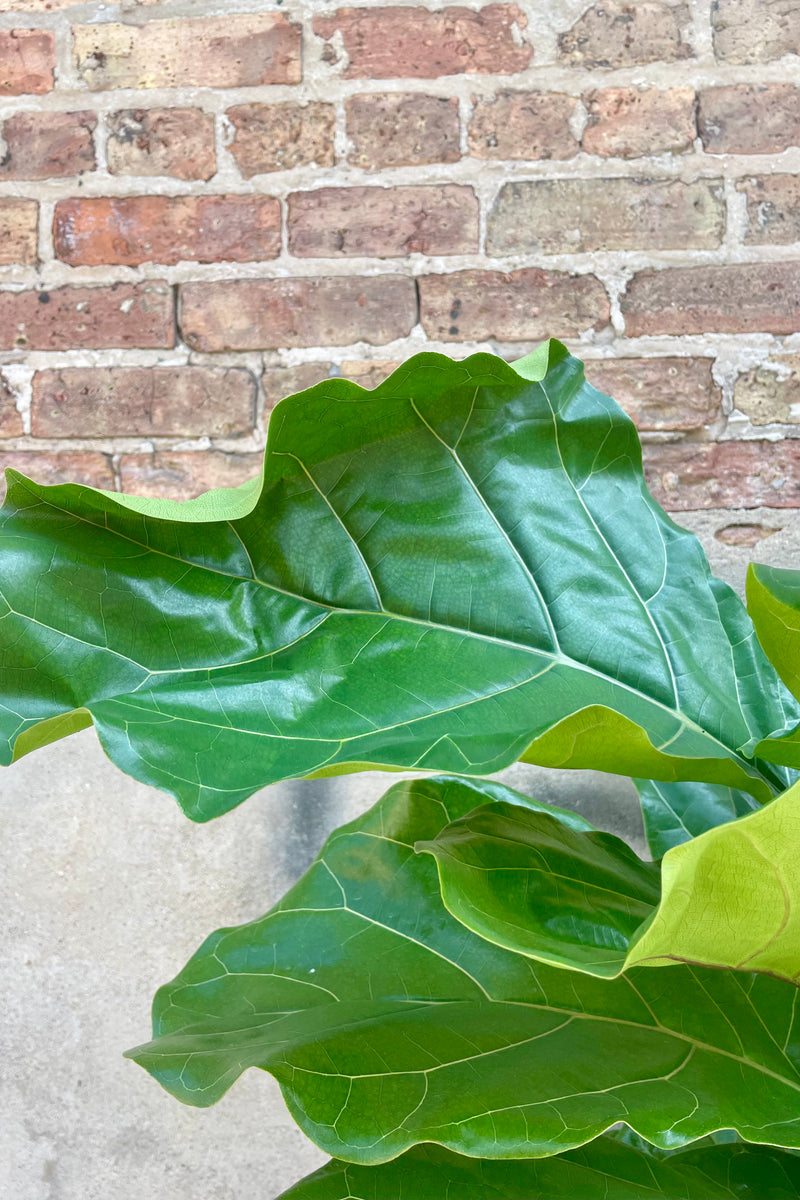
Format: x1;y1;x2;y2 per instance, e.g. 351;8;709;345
16;491;770;782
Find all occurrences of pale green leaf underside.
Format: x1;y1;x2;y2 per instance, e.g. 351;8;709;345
126;777;800;1164
422;784;800;985
276;1136;800;1200
1;343;796;820
629;779;800;982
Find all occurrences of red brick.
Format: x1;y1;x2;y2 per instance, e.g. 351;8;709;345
585;358;721;432
0;29;54;94
0;453;114;505
699;85;800;154
107;109;216;182
733;358;800;426
180;276;417;351
32;367;255;438
419;268;610;341
739;175;800;244
0;199;37;265
582;88;696;158
712;0;800;63
73;15;301;90
0;111;95;180
262;360;403;410
53;196;281;267
468;92;578;160
487;178;723;255
118;451;263;502
643;442;800;510
313;5;531;78
288;185;478;257
622;263;800;337
558;3;693;67
0;282;173;351
0;373;23;437
227;103;335;177
347;94;460;169
262;363;335;411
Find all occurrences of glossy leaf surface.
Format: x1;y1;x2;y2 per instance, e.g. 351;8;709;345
422;786;800;984
635;779;759;858
276;1136;800;1200
417;799;662;977
1;344;797;820
126;776;800;1162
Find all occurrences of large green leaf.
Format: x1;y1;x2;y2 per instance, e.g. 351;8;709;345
635;778;759;858
126;776;800;1162
1;343;796;820
276;1136;800;1200
421;785;800;984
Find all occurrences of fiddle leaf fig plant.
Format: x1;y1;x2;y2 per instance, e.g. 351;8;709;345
3;340;800;1199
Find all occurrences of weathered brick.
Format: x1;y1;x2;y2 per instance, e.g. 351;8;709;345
643;442;800;510
262;360;402;410
582;88;696;158
53;196;281;267
107;109;216;181
289;185;478;257
227;103;335;177
586;358;722;432
0;373;23;437
0;1;84;9
313;5;531;77
699;85;800;154
712;0;800;63
32;367;255;438
73;14;301;90
0;453;114;505
262;363;335;411
0;29;55;94
622;263;800;336
714;523;781;547
0;199;37;265
487;178;724;255
468;92;579;160
733;359;800;426
0;282;173;351
0;111;95;181
558;3;693;67
118;451;263;502
419;269;610;341
348;94;460;169
180;277;417;351
739;175;800;244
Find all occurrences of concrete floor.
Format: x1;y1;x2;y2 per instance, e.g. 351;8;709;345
2;507;799;1199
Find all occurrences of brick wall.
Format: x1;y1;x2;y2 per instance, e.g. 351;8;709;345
1;0;799;511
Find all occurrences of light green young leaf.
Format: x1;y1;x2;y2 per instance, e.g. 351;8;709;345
126;776;800;1163
421;784;800;985
748;564;800;701
1;345;795;820
276;1136;800;1200
628;778;800;982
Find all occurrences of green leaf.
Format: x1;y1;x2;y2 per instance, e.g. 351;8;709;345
421;783;800;985
417;799;662;978
276;1136;800;1200
748;564;800;701
1;344;796;820
748;565;800;771
635;779;759;858
126;776;800;1162
628;779;800;983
